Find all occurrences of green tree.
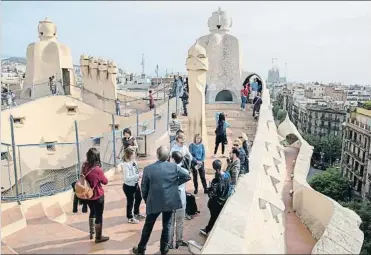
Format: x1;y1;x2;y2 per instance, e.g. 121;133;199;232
310;168;370;255
303;134;342;164
340;201;371;255
277;109;287;123
309;168;349;202
362;101;371;110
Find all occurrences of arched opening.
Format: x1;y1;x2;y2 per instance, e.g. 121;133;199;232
215;90;233;101
242;73;264;87
286;134;299;145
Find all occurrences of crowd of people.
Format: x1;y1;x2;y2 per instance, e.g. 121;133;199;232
1;86;17;107
170;76;189;117
241;77;263;119
72;76;265;254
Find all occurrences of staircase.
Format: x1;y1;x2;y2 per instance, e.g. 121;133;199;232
179;103;257;173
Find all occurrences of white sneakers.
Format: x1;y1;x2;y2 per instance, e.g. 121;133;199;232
128;218;140;224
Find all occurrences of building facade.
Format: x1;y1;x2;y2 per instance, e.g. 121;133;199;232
341;107;371;201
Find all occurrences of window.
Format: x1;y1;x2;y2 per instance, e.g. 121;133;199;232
13;117;25;125
45;142;56;152
93;137;101;146
1;152;10;161
109;124;119;130
65;102;78;115
67;107;77;114
39;181;55;194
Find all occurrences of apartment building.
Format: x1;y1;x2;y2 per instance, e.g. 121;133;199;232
341;106;371;201
290;101;346;137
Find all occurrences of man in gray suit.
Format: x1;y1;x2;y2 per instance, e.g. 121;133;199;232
133;146;191;255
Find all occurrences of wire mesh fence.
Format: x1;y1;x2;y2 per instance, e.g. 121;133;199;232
1;96;181;201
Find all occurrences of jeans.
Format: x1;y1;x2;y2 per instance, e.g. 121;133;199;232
86;195;105;224
137;211;173;253
123;183;142;219
240;96;247;109
170;135;176;144
169;208;185;244
116;108;121;115
191;163;207;191
205;200;224;233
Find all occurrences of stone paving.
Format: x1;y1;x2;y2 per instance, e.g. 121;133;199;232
1;103;257;254
283;146;316;254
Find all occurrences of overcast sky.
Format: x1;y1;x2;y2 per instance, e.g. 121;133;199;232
2;1;371;85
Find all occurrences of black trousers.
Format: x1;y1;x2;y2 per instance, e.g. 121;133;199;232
137;211;173;253
214;135;225;155
205;200;224;233
182;101;188;115
123;183;142;219
191;163;207;191
253;106;261;117
86;195;105;224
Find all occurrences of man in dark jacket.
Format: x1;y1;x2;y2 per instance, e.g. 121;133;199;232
200;160;231;236
225;148;241;187
181;86;189;116
252;92;262;118
133;146;191;255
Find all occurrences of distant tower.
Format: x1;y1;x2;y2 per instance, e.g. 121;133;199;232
141;53;145;75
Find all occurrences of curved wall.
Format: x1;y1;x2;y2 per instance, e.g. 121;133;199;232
277;115;364;254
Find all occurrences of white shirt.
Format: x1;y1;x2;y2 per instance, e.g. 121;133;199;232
177;163;189;208
122;160;139;186
170;143;193;162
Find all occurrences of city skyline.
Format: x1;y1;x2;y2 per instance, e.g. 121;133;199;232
2;1;371;85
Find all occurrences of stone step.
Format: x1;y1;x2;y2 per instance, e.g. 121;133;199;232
205;104;241;110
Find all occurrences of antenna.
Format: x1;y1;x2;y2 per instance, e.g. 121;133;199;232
141;53;145;75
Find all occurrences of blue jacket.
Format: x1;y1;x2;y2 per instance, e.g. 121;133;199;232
251;81;259;91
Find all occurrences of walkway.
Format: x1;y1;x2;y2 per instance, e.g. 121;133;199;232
282;146;316;254
1;103;257;254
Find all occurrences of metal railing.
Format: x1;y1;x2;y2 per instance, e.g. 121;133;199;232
1;95;182;202
1;80;178;115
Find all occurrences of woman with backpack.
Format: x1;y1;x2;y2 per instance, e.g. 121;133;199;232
122;147;145;224
81;148;109;243
200;159;231;236
213;113;229;158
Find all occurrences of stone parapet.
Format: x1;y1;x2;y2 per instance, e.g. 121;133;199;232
277;114;364;254
202;79;286;254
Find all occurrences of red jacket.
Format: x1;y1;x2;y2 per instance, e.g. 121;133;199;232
83;163;108;200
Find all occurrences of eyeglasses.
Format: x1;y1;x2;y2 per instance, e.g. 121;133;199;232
233;144;239;147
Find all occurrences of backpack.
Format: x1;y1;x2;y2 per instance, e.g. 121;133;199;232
216;121;226;136
74;169;94;200
185;192;199;216
222;171;233;198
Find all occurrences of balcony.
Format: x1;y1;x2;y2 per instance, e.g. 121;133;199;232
345;151;366;164
347;118;371;134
